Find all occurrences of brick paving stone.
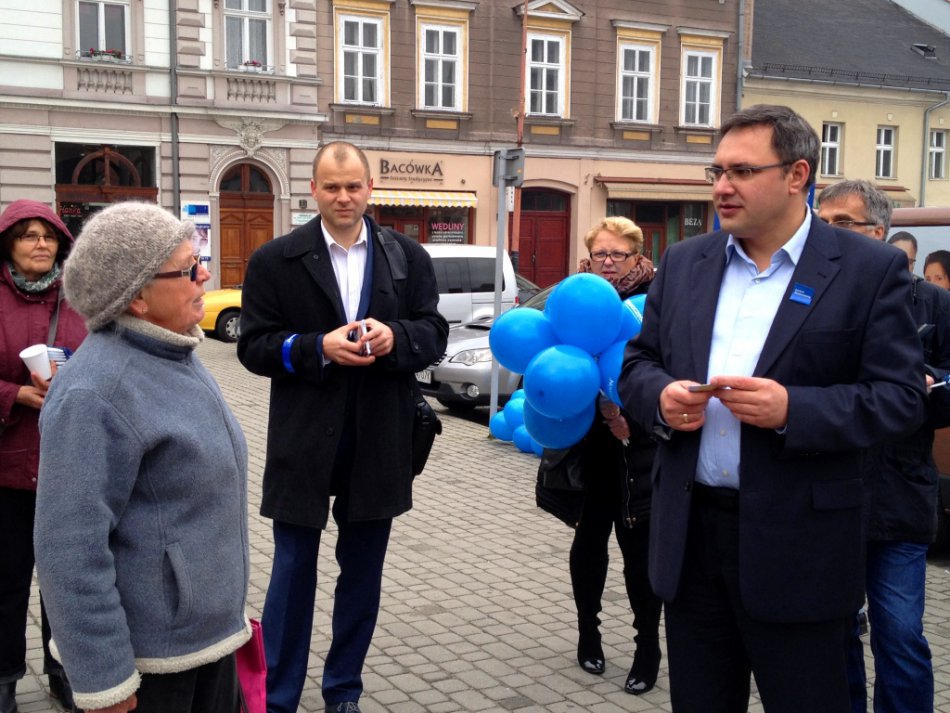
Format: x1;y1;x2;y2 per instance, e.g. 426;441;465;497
16;337;950;711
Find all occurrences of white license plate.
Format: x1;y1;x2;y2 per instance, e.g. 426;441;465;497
415;370;432;384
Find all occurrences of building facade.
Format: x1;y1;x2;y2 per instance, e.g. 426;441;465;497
743;0;950;210
1;0;741;288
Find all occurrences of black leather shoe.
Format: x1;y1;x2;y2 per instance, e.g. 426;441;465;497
624;644;660;695
576;626;605;675
326;703;361;713
0;682;18;713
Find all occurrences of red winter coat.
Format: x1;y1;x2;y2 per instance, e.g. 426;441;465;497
0;200;87;490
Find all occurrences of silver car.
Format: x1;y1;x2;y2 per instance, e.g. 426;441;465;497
416;284;554;411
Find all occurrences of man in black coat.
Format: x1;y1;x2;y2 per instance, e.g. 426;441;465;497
817;179;950;713
238;141;448;713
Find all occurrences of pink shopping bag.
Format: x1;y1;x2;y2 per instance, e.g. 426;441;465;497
236;619;267;713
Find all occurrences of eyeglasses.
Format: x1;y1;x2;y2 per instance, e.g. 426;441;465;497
18;232;59;245
704;161;794;184
823;219;879;230
590;250;635;263
153;256;200;282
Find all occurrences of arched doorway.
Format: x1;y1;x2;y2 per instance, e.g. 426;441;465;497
510;188;571;287
219;163;275;287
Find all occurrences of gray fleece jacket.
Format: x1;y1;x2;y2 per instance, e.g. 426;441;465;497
34;317;250;711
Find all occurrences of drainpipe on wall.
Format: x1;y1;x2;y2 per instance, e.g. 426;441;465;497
736;0;746;110
920;92;950;207
169;0;181;215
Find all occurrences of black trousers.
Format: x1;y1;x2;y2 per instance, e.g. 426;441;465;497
135;654;242;713
665;488;852;713
0;487;58;682
569;473;662;650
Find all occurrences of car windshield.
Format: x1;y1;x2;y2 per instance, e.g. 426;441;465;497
521;283;556;310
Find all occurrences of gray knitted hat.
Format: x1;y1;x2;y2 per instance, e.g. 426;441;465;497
64;202;195;332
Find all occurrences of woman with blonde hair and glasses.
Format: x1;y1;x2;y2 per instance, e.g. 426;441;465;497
568;216;663;695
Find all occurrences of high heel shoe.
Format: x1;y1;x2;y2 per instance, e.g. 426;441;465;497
576;626;605;675
624;644;660;695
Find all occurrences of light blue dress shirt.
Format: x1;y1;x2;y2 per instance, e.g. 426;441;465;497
695;211;811;489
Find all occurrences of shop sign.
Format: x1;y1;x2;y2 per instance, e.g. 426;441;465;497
292;212;318;226
379;157;445;185
429;218;466;244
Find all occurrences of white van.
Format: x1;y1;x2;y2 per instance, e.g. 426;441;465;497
422;244;518;324
889;206;950;279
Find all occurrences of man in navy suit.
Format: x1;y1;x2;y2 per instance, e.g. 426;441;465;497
619;105;926;713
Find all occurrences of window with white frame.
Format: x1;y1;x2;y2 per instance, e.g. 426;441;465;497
421;24;460;111
682;50;715;126
821;123;842;176
78;0;129;58
876;126;896;179
340;14;383;104
930;130;946;180
224;0;270;70
618;43;654;123
527;33;565;116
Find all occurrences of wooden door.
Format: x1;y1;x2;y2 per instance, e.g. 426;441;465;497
218;164;274;287
638;224;666;265
511;189;571;287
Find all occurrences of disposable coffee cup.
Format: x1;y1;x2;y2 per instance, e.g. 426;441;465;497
20;344;52;380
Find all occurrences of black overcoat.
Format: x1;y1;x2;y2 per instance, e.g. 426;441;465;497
238;216;448;528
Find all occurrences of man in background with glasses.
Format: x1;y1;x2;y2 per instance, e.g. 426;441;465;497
619;105;926;713
817;179;950;713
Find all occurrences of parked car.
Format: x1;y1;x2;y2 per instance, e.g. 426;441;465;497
199;286;242;342
422;243;519;325
516;273;542;303
416;284;556;410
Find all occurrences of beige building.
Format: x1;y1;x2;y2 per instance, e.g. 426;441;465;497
744;0;950;208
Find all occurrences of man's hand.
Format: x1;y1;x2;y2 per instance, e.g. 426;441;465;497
659;381;716;431
322;319;395;366
714;375;789;429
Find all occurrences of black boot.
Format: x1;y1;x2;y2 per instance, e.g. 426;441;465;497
0;682;18;713
624;641;661;695
48;670;83;712
576;619;605;675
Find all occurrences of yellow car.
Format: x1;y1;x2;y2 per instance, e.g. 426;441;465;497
199;287;242;342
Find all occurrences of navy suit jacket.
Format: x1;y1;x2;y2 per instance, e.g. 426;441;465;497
619;216;926;623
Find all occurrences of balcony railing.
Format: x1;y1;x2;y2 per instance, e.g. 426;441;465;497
76;49;133;65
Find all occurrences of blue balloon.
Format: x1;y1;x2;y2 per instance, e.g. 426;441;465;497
524;344;600;419
510;388;527;402
598;340;627;405
503;396;526;429
544;273;623;355
512;425;534;453
489;410;514;441
489;308;559;374
615;294;646;342
530;437;544;457
523;400;596;450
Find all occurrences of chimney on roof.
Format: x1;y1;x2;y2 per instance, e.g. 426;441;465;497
912;43;937;59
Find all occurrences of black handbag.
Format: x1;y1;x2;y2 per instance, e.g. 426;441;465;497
411;390;442;476
535;443;586;528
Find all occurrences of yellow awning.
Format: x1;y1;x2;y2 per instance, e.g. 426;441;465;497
600;181;711;202
369;189;477;208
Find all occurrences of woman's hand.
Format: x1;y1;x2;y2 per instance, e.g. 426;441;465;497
15;362;57;410
598;399;630;442
89;694;138;713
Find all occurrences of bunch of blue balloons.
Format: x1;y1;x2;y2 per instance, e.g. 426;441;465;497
488;273;645;454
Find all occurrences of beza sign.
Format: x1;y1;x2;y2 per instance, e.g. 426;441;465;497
378;157;444;184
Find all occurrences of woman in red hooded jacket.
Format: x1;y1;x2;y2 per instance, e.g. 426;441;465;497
0;200;87;713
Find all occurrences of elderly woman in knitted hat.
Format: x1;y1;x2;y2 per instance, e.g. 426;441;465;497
0;200;87;713
33;202;251;713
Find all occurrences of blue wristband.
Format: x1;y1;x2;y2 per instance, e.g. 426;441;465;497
281;334;299;373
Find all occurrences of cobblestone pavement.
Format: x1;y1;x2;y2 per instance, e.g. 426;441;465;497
19;336;950;712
